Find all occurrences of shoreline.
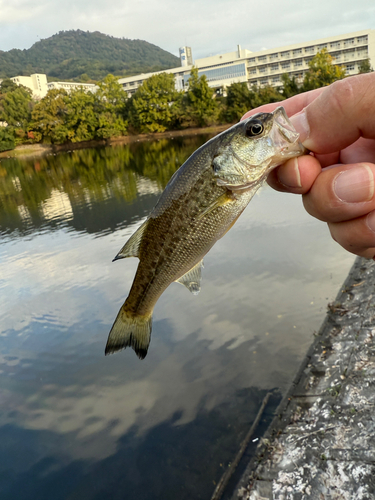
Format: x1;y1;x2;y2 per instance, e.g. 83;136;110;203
0;124;232;160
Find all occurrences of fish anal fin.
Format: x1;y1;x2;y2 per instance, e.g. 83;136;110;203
113;219;149;261
197;192;235;220
176;259;204;295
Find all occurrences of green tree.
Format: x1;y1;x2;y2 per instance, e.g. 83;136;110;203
63;88;98;142
223;82;257;122
128;73;180;133
252;85;285;106
30;89;69;143
0;79;19;94
302;48;346;91
358;58;373;74
95;74;127;138
180;67;219;127
0;126;15;152
0;86;33;131
281;73;300;98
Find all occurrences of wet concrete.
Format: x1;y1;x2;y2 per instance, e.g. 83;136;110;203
233;257;375;499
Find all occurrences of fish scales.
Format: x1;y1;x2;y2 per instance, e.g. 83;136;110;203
106;107;306;359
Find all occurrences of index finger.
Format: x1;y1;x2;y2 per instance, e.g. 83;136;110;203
292;73;375;154
241;87;325;120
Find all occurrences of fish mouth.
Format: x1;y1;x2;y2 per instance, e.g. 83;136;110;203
271;107;307;157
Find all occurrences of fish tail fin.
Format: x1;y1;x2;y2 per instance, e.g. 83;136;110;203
105;308;153;359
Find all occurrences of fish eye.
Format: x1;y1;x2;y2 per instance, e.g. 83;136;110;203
246;121;264;137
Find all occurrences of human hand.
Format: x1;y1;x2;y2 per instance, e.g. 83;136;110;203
242;73;375;258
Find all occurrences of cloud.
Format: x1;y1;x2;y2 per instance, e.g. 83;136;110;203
0;0;373;59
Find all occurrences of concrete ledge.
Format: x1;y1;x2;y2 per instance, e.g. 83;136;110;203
234;257;375;499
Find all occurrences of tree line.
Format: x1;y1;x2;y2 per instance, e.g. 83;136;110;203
0;50;372;152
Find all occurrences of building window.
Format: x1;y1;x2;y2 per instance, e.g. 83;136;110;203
344;38;355;47
270;53;279;60
357;35;368;44
344;51;355;61
270;64;279;71
318;44;327;50
259;66;267;74
294;59;303;67
330;41;340;49
281;63;290;70
293;49;302;56
248;57;255;64
305;46;314;53
281;51;290;58
260;78;268;85
250;68;257;74
346;64;355;71
272;76;279;83
258;55;267;62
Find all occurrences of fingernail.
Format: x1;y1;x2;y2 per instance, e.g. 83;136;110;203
290;111;310;144
334;165;374;203
366;211;375;234
277;158;302;188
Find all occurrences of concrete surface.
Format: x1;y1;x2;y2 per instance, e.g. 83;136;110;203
233;257;375;500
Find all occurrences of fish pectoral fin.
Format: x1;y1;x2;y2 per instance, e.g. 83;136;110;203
175;259;204;295
197;192;234;220
113;219;149;261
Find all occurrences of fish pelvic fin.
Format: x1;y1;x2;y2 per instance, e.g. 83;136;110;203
176;259;204;295
105;308;153;359
113;219;149;261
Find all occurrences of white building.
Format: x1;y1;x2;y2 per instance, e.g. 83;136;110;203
47;81;97;93
10;74;97;99
10;74;49;99
118;29;374;95
246;29;374;88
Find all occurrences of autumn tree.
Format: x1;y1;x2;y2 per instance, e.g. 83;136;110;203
302;48;346;91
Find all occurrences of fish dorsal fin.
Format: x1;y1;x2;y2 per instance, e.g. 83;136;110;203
176;259;204;295
113;219;149;261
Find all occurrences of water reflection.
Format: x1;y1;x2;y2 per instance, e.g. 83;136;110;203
0;136;207;237
0;136;355;499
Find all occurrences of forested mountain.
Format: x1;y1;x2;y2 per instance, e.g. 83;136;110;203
0;30;180;81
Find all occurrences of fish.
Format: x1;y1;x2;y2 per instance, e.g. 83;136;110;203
106;106;306;359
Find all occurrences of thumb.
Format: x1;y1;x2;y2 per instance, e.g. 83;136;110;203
290;73;375;154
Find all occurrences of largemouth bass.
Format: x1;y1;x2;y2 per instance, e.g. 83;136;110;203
106;107;306;358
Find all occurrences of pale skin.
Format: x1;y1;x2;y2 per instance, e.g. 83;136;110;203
242;72;375;259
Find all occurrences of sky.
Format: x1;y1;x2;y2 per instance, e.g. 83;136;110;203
0;0;374;61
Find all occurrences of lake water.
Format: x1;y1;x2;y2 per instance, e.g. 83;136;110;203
0;136;355;500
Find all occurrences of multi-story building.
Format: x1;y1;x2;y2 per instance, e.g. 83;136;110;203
118;29;374;95
9;74;97;99
47;81;97;93
246;29;374;88
10;74;49;99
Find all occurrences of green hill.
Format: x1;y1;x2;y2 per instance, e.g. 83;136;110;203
0;30;180;81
